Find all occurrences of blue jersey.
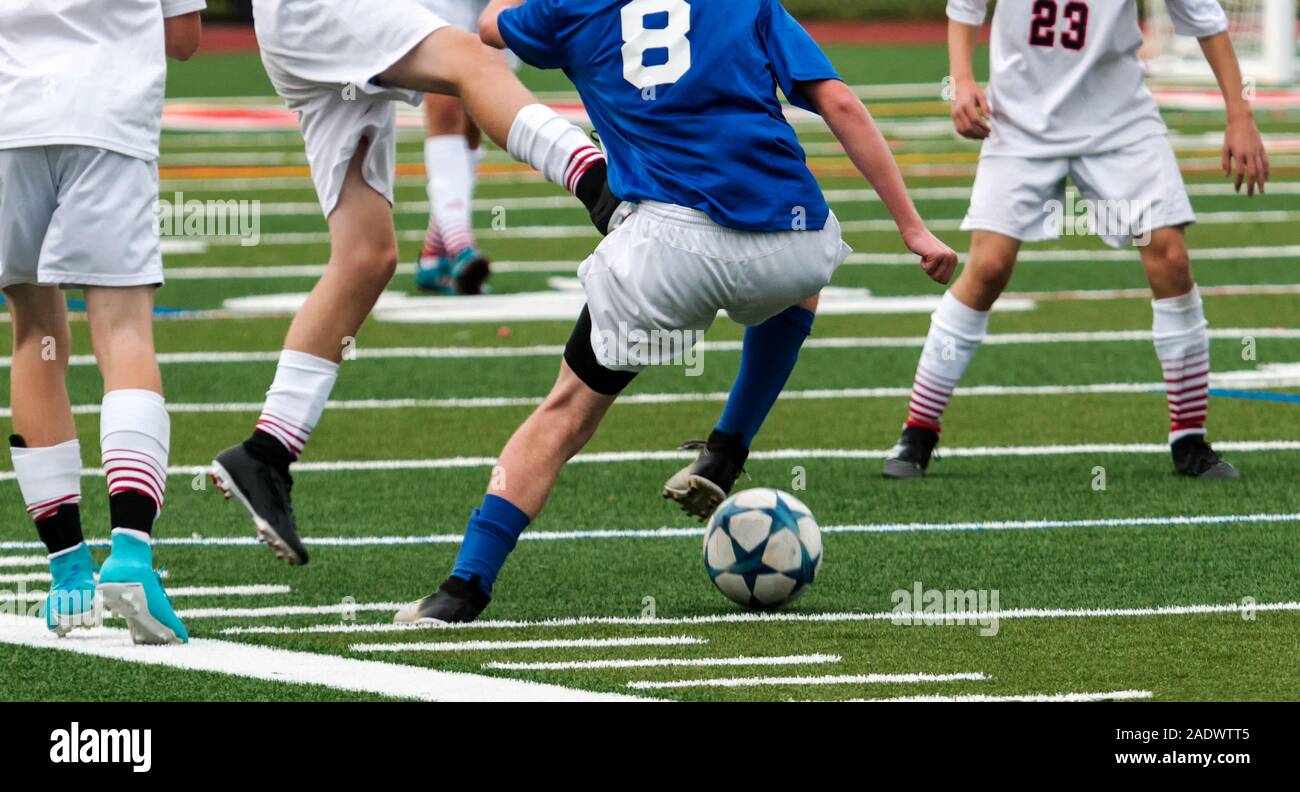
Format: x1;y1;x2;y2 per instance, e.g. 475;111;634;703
499;0;838;232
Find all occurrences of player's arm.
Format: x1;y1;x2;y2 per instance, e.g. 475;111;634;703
164;12;202;61
804;79;958;285
1198;32;1269;196
947;7;989;139
479;0;525;49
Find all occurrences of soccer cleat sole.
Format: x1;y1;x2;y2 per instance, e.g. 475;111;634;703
99;583;183;646
210;461;307;566
1179;461;1241;480
49;604;99;638
392;602;452;627
882;458;927;480
663;474;727;522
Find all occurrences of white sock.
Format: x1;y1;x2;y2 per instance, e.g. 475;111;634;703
11;439;81;522
256;350;340;459
906;291;990;432
101;390;169;520
1153;286;1211;444
468;145;483;197
506;104;604;194
424;135;476;256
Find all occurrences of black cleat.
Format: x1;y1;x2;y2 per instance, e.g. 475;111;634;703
394;576;491;625
1172;434;1239;479
211;442;309;565
882;426;940;479
575;160;622;235
663;430;749;522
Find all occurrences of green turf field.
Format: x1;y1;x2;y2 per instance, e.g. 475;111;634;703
2;41;1299;702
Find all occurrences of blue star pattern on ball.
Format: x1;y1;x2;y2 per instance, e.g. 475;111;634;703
703;489;823;610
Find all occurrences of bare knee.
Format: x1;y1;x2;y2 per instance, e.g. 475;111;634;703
1142;230;1194;298
333;239;399;286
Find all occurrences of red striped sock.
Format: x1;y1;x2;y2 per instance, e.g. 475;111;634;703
255;410;312;460
421;215;445;260
100;390;170;528
902;292;989;434
563;145;604;194
1153;287;1211;444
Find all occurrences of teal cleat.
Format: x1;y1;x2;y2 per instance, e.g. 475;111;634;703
98;532;188;645
41;543;97;637
415;254;454;294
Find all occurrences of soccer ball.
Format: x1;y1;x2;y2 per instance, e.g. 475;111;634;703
703;488;822;610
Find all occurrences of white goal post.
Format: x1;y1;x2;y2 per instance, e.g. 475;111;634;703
1144;0;1298;85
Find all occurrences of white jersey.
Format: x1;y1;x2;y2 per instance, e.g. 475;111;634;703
947;0;1227;157
0;0;207;162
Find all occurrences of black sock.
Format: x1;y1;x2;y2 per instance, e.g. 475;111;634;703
706;429;750;469
36;504;85;555
244;429;295;471
109;492;157;535
574;160;620;235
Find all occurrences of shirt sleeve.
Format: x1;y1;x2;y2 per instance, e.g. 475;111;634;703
758;0;840;114
1162;0;1230;38
946;0;988;26
498;0;570;70
161;0;206;18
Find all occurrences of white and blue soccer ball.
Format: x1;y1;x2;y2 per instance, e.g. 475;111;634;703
703;488;822;610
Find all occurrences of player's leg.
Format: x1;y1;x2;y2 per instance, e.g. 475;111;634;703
882;153;1068;479
3;284;93;635
882;230;1018;479
212;140;397;564
661;209;849;519
81;285;187;645
416;96;490;294
1141;228;1235;478
395;310;633;624
377;28;618;231
1069;136;1233;478
663;294;819;520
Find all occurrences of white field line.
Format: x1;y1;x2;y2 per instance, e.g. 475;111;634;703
855;689;1154;703
219;600;1300;634
0;584;291;603
196;207;1300;247
0;555;47;568
0;572;49;584
214;180;1300;218
3;442;1300;488
350;636;707;653
4;507;1293;559
7;327;1297;369
484;653;842;671
0;614;644;702
6;376;1300;422
627;672;988;690
161;244;1300;279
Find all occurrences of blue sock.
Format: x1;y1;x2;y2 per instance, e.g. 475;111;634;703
715;305;815;447
451;494;531;596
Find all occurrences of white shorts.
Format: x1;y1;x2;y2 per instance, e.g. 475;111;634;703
252;0;449;216
0;146;162;289
579;202;852;372
962;135;1196;249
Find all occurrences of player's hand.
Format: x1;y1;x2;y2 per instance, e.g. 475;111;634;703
904;228;959;285
951;78;990;140
1223;113;1269;196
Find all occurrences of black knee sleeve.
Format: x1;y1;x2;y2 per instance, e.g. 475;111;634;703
564;305;638;396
